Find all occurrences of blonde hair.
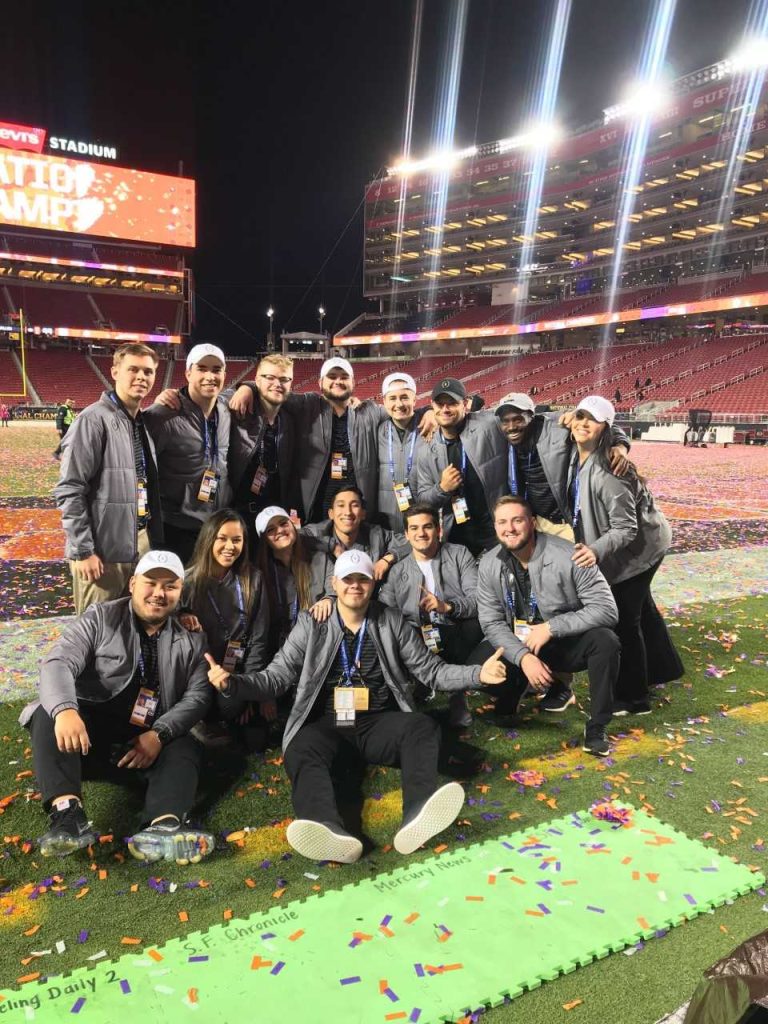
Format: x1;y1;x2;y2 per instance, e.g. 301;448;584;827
113;343;159;367
258;354;293;373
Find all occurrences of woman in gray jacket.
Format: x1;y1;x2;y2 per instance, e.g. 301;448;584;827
568;396;680;716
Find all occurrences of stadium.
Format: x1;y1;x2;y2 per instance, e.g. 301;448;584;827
0;24;766;1024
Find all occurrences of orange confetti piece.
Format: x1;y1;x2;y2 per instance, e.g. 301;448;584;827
98;870;107;881
378;979;389;994
226;831;246;843
251;956;273;970
384;1014;407;1022
433;844;448;854
561;880;579;886
187;988;198;1004
16;973;40;985
637;916;651;930
244;878;256;889
23;925;40;937
404;913;419;924
223;909;233;921
272;888;286;899
147;950;163;962
646;873;659;883
563;999;583;1011
487;874;497;885
631;871;641;881
509;876;526;885
379;926;395;938
99;835;113;844
465;896;484;902
621;856;632;865
121;937;140;945
525;910;545;917
178;911;189;923
288;929;304;942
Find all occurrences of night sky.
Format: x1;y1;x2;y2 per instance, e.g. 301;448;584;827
2;0;753;352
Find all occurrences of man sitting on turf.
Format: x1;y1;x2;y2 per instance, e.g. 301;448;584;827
20;551;215;865
204;550;507;863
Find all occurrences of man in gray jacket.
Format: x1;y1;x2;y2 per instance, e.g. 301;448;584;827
55;343;164;614
376;372;425;531
143;344;232;565
378;502;483;729
20;551;214;865
475;495;620;757
204;550;507;864
416;378;507;556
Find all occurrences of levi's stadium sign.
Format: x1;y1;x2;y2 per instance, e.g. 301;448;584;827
0;121;195;247
0;120;117;160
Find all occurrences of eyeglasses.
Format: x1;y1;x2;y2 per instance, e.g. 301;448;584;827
258;374;292;386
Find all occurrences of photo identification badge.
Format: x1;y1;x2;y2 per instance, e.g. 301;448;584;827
137;479;148;517
198;468;219;502
421;623;442;653
452;495;471;523
129;687;159;727
334;687;356;727
222;640;244;672
331;452;348;480
514;620;532;642
393;481;413;512
249;466;268;495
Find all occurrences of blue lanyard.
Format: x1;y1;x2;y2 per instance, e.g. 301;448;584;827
571;470;581;529
203;408;219;467
109;390;147;478
504;570;538;622
207;576;246;638
439;431;466;474
272;561;298;625
337;613;368;686
508;447;532;498
387;422;417;482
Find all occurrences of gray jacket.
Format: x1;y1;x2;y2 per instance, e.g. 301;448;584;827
143;391;233;530
570;455;672;584
477;532;618;667
517;416;631;522
221;601;482;751
415;412;508;537
302;520;410;597
280;391;388;519
378;542;479;628
376;418;425;530
19;598;211;740
228;404;298;512
55;391;160;562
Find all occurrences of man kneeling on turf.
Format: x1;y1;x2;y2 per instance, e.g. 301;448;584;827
20;551;215;865
205;550;506;863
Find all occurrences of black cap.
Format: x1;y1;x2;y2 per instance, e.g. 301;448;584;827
432;377;467;402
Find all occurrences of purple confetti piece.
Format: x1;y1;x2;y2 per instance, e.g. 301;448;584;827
586;906;605;913
188;955;209;962
120;980;131;995
271;961;285;975
537;903;551;915
414;964;425;978
409;1010;422;1023
70;998;86;1013
684;893;697;905
340;976;361;985
384;987;399;1002
261;933;276;941
77;930;88;944
380;914;392;927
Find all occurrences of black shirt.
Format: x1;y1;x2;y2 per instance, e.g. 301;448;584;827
320;621;394;715
235;419;281;512
500;549;543;624
516;440;562;522
89;618;165;736
443;430;495;556
313;409;358;520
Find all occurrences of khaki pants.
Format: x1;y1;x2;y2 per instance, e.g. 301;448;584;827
71;528;150;615
535;517;575;542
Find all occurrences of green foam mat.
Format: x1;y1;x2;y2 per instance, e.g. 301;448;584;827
1;805;762;1022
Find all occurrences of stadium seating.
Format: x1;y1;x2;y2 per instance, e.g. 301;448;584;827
91;294;182;334
22;350;107;408
1;286;96;329
0;349;24;397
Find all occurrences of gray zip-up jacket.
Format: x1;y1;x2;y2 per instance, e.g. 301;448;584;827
302;519;410;597
477;532;618;667
376;418;425;530
55;391;160;562
514;416;631;522
143;390;232;530
228;404;299;512
415;412;508;537
378;542;479;627
280;391;388;519
219;601;483;751
569;454;672;584
19;598;211;740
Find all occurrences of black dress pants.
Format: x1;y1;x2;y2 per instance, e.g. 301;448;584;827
283;711;440;827
28;705;203;824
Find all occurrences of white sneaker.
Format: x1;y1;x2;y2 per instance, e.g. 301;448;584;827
286;820;363;863
393;781;465;855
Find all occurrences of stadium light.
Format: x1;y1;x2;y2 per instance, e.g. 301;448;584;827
386;145;478;177
318;305;326;336
603;80;671;124
266;306;275;351
728;37;768;73
498;122;563;153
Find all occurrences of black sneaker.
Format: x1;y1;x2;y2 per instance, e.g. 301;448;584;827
539;687;576;713
286;820;363;863
582;727;610;758
39;799;96;857
127;821;215;865
613;700;652;717
393;781;465;855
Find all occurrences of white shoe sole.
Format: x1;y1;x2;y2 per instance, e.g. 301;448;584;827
393;782;465;855
286;820;362;864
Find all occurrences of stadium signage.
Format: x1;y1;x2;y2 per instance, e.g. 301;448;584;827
49;137;117;160
0;120;46;153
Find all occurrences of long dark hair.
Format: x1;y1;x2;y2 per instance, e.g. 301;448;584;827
185;509;254;612
256;518;314;621
591;423;645;485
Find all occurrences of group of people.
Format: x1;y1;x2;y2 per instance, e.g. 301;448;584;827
22;341;682;867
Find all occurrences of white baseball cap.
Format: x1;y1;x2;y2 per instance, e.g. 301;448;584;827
576;395;615;426
255;505;291;537
134;550;185;580
186;343;226;370
320;357;354;379
333;550;375;580
496;393;535;416
382;372;417;395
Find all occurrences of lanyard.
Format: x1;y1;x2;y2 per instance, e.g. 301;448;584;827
203;408;219;467
439;431;466;475
272;561;298;626
207;576;246;638
571;470;581;529
508;447;532;498
259;416;281;473
504;570;538;623
109;390;147;478
138;641;158;691
337;613;367;686
387;422;417;482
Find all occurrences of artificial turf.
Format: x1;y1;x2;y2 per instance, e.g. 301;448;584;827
0;595;765;1023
